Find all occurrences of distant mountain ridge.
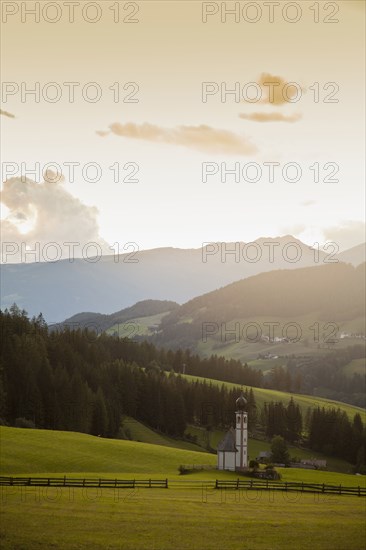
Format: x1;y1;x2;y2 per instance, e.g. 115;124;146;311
1;236;365;322
152;262;366;354
59;299;178;332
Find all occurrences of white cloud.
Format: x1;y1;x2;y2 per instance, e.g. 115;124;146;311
1;175;110;263
322;221;366;251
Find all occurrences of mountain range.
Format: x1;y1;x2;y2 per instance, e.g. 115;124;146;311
57;261;366;363
1;237;365;323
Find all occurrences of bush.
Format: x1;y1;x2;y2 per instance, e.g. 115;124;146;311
14;417;35;429
249;459;259;470
178;465;189;475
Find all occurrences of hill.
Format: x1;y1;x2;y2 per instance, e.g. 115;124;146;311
0;426;212;476
59;299;178;334
151;262;366;357
2;236;364;322
176;372;366;423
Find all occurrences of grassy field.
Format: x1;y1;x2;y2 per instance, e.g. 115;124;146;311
106;312;169;338
194;314;366;362
121;416;206;453
1;427;365;550
178;373;366;423
1;486;365;550
0;426;212;477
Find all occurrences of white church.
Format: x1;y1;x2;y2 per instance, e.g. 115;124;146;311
217;393;248;471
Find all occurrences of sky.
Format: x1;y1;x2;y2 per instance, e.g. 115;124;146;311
0;0;365;261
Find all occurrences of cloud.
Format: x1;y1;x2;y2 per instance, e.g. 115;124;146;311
256;73;303;106
239;112;302;123
101;122;257;156
0;109;15;118
301;200;317;207
322;221;366;251
1;175;110;263
96;130;109;137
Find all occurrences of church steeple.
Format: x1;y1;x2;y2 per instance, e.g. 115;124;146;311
217;392;249;471
235;392;248;469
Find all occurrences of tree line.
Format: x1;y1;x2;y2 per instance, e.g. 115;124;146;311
1;306;364;471
0;306;259;439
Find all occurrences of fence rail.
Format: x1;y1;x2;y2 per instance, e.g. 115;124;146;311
215;479;366;497
0;476;168;489
0;477;364;496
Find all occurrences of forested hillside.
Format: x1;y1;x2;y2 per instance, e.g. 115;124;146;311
1;306;365;470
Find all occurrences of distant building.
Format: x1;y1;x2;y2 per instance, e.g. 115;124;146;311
217;394;248;471
301;458;327;469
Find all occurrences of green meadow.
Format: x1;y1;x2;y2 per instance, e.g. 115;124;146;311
1;426;366;549
178;373;366;423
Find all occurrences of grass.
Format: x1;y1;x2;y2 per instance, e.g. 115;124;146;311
121;416;206;452
177;372;366;423
1;426;365;549
106;312;169;337
0;426;213;477
1;486;366;550
1;484;365;550
194;314;366;362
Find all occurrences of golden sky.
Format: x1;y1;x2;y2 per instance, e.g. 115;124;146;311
1;0;365;257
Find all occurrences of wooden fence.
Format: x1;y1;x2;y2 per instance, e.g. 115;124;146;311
0;476;364;496
0;476;168;489
215;479;366;497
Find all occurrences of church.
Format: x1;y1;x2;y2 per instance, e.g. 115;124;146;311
217;393;248;471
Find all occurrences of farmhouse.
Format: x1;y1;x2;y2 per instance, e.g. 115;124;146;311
217;394;248;471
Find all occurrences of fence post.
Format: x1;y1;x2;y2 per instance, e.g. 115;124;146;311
358;486;360;497
165;479;168;489
215;479;218;489
236;478;239;490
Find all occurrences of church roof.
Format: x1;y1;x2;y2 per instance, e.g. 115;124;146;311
217;428;238;452
236;393;247;411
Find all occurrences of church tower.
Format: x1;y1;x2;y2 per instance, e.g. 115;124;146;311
235;393;248;469
217;392;249;471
